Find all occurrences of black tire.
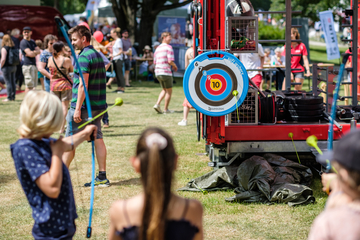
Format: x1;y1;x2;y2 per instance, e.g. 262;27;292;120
285;95;323;105
286;103;324;111
288;114;323;122
288;109;324;116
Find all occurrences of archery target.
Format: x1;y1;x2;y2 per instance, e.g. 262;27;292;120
183;51;249;116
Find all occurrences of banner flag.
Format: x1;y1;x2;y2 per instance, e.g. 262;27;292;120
319;10;341;60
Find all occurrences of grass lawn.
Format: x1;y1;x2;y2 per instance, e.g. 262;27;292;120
0;78;327;239
309;44;349;64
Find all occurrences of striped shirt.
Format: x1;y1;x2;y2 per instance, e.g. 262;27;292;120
154;43;174;76
71;45;106;111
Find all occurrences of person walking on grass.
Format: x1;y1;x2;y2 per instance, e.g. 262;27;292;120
153;32;178;114
121;29;132;87
110;28;126;93
63;25;109;187
10;91;97;239
0;34;18;102
109;127;203;240
178;45;195;126
20;27;41;94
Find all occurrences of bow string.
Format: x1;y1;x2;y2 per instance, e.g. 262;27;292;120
55;17;96;238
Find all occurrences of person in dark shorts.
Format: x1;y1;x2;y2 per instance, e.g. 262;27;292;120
63;25;109;187
121;29;132;87
153;32;178;114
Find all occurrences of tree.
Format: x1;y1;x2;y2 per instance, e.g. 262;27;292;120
109;0;139;43
41;0;88;15
110;0;192;53
269;0;350;22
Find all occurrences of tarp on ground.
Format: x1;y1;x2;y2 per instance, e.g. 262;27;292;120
178;154;315;207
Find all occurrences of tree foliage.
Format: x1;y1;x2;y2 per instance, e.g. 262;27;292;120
110;0;192;53
41;0;88;15
270;0;350;22
251;0;272;11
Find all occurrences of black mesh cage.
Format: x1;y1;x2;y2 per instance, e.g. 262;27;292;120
226;16;258;53
226;87;258;125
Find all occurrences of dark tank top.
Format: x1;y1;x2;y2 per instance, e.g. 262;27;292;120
116;199;199;240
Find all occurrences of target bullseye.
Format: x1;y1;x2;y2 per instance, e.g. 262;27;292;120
205;74;227;95
183;51;249;117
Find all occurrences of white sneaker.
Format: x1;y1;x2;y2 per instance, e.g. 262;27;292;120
153;104;162;114
178;119;187;126
163;109;174;114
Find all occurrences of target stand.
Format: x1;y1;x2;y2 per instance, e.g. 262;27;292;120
183;51;249;117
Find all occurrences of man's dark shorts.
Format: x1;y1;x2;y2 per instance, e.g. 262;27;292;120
156;75;173;89
124;59;131;71
65;108;103;139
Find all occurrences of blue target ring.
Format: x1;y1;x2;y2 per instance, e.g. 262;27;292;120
200;69;233;101
183;51;249;117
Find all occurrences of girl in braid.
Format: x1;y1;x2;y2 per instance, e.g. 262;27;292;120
109;127;203;240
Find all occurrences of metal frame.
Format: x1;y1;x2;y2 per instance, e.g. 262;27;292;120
196;0;356;168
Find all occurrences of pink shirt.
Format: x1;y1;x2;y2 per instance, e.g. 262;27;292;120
308;204;360;240
154;43;174;76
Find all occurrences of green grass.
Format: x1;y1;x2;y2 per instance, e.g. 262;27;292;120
0;78;326;239
310;45;349;64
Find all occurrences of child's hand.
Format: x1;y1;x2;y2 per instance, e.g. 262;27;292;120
83;125;97;141
321;173;337;193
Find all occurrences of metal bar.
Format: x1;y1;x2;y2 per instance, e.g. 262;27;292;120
352;0;358;105
217;153;241;167
326;66;329;112
254;11;301;14
342;24;353;27
203;0;207;51
285;0;292;91
312;63;318;96
258;39;302;43
341;39;353;41
291;25;303;28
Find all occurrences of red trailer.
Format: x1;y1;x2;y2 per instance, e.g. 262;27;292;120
185;0;359;168
0;5;70;41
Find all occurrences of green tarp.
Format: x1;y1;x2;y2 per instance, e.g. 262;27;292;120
178;154;315;207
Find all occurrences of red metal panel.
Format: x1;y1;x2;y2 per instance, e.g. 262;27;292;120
224;124;353;141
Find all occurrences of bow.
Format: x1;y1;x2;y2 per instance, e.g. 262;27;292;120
327;52;351;171
55;17;96;238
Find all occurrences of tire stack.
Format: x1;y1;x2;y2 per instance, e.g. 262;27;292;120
284;94;324;122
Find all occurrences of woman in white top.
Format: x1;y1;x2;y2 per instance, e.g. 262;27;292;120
110;28;126;93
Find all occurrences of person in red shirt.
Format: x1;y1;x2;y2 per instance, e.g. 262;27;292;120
282;28;311;90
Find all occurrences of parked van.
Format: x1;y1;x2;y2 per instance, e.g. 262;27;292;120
0;5;70;41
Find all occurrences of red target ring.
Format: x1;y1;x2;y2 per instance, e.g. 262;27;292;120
205;74;227;95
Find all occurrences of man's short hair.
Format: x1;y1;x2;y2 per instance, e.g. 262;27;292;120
68;25;91;42
161;32;171;40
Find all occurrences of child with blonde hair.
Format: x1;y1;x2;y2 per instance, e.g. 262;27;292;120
11;91;97;239
108;127;203;240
